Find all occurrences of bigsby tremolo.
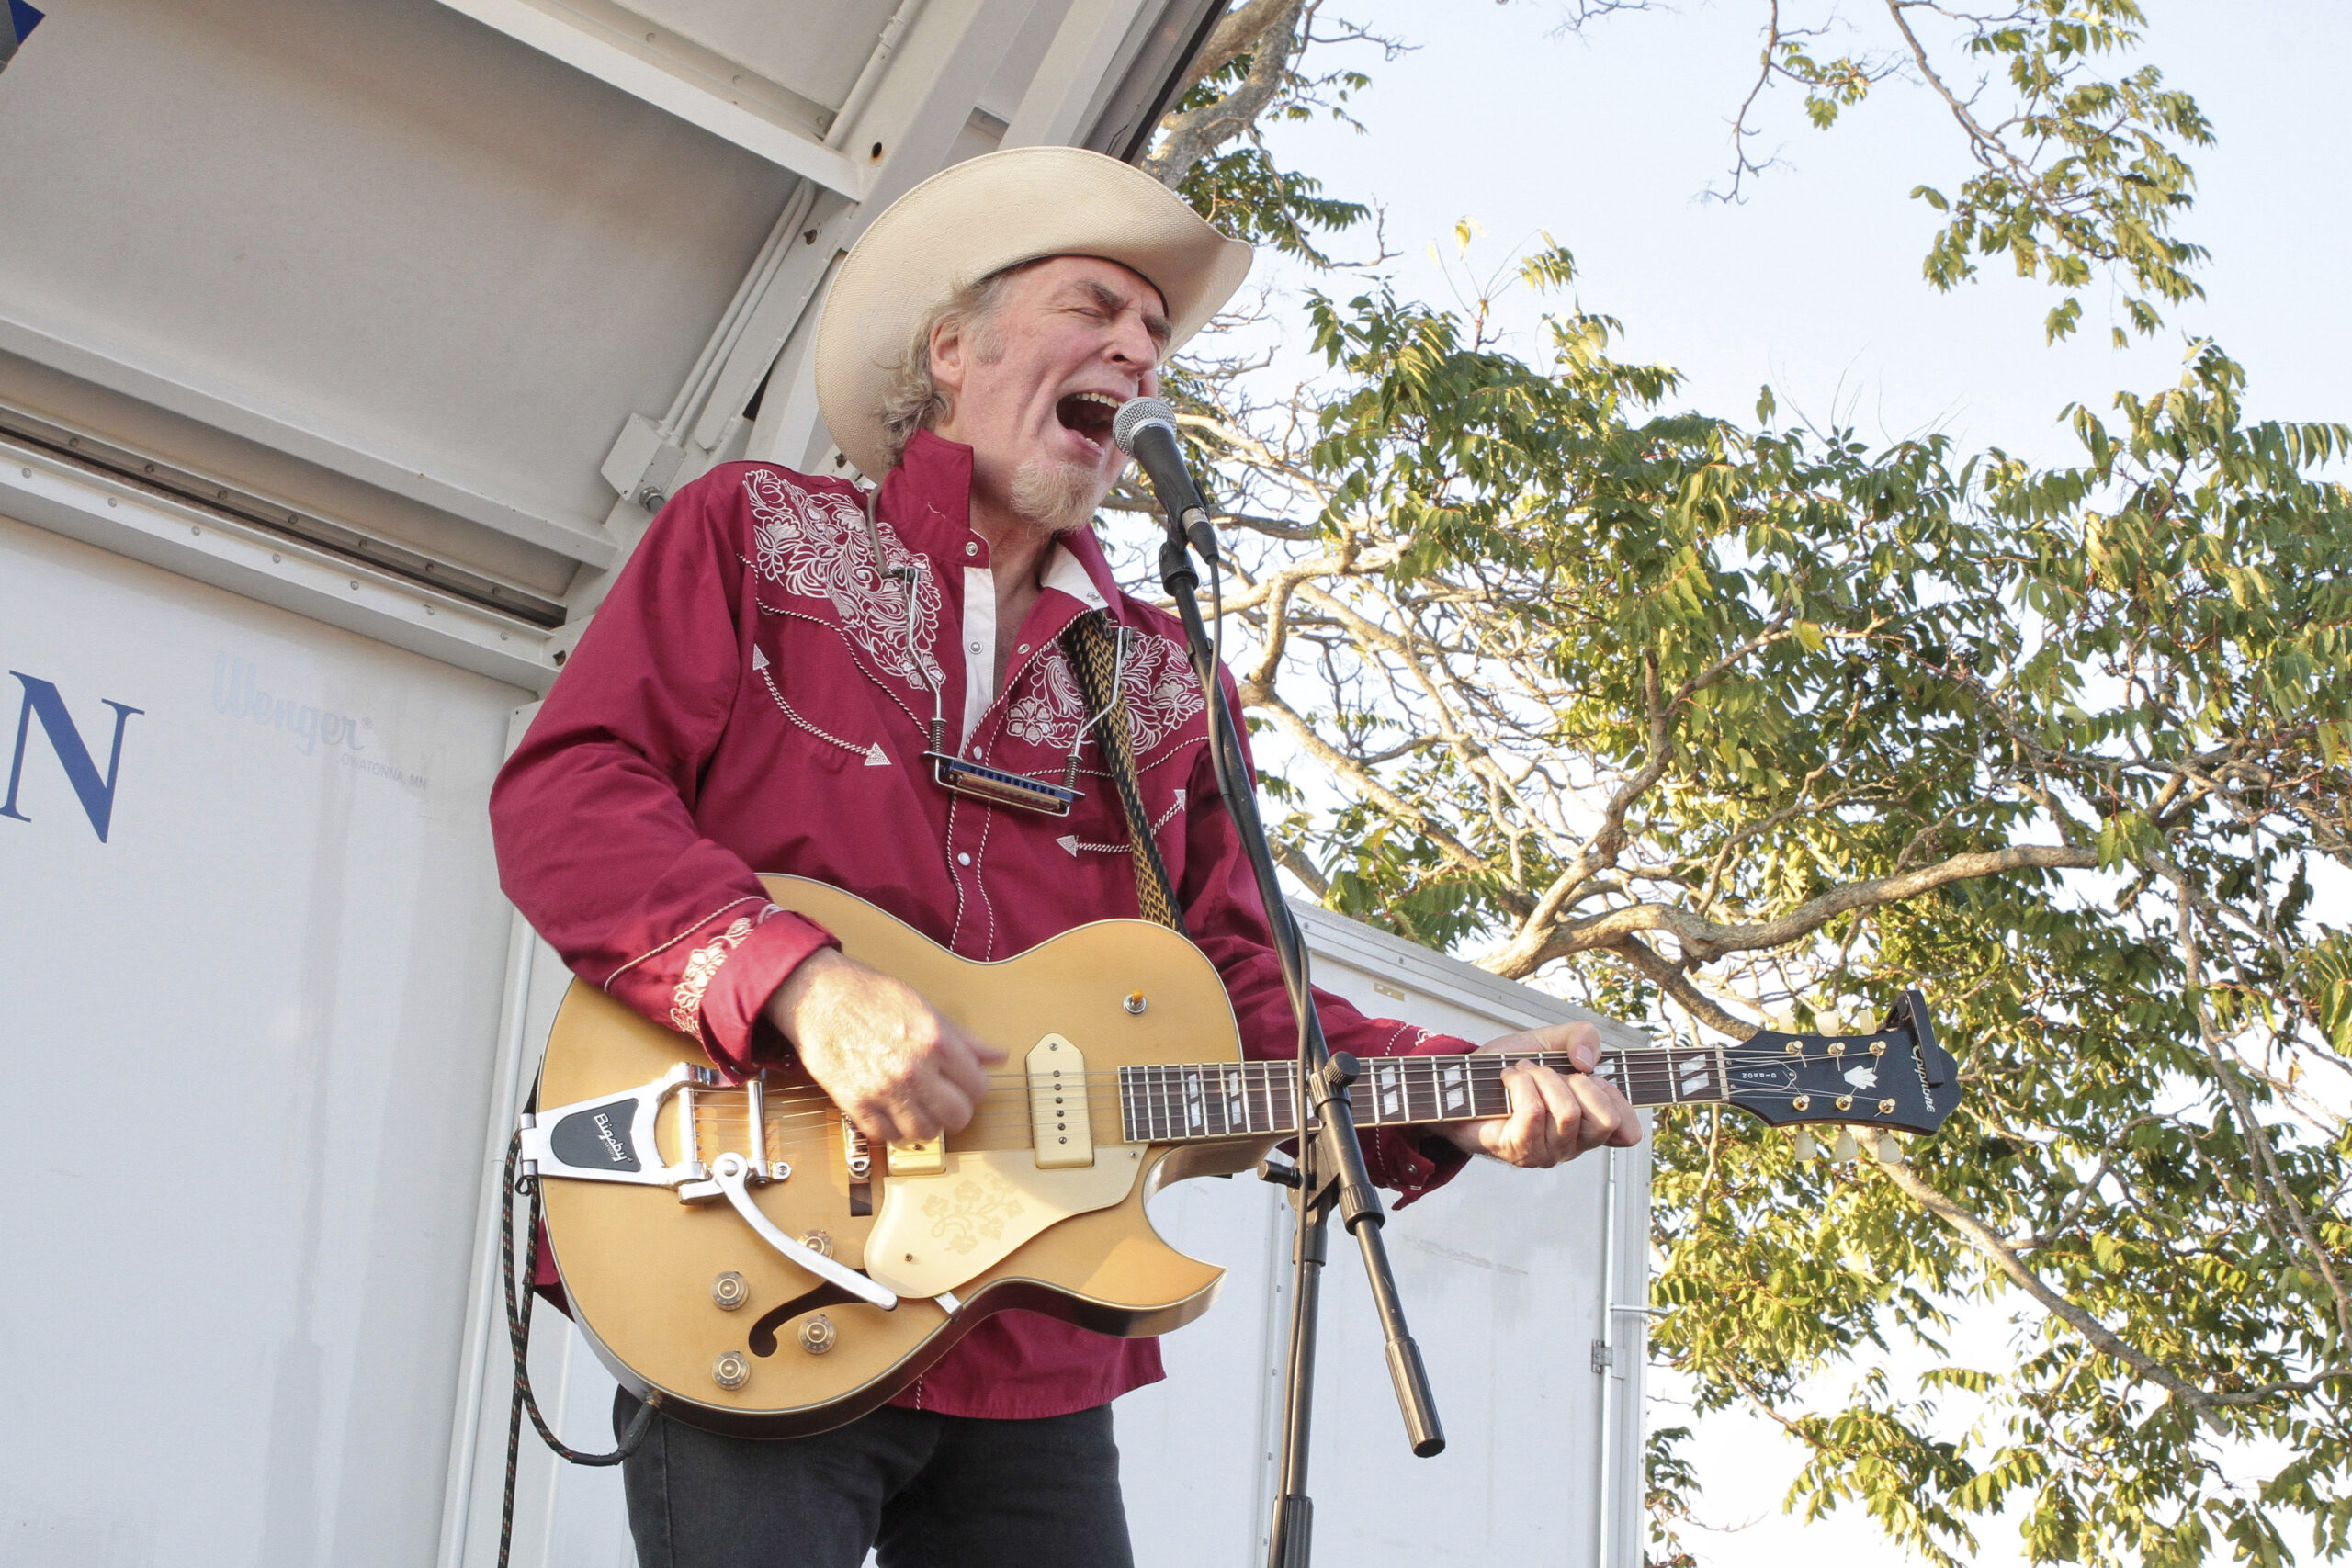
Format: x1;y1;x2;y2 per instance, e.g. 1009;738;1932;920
520;1066;897;1311
518;1061;722;1190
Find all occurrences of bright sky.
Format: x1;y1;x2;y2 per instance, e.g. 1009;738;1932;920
1231;3;2352;1563
1255;1;2352;466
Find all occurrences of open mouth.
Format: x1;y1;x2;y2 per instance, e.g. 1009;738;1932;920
1055;390;1122;451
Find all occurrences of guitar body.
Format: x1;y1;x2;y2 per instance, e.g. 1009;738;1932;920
535;874;1270;1438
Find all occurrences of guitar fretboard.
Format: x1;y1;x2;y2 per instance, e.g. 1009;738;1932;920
1117;1046;1724;1144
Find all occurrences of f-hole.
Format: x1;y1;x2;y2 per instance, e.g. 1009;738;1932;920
748;1282;862;1356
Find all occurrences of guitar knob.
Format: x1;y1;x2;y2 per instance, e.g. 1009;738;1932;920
1833;1129;1860;1162
800;1230;835;1258
712;1350;751;1390
1792;1130;1818;1161
798;1315;837;1355
711;1271;749;1311
1875;1133;1903;1164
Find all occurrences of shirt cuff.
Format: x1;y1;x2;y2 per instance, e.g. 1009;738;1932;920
1364;1124;1472;1208
691;906;840;1079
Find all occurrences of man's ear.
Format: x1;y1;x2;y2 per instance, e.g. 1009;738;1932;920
928;316;968;403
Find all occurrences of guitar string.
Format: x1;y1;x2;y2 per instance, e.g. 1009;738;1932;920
673;1051;1889;1096
677;1059;1878;1110
675;1059;1883;1120
666;1046;1893;1092
684;1087;1885;1126
672;1055;1892;1110
657;1083;1891;1163
680;1079;1886;1145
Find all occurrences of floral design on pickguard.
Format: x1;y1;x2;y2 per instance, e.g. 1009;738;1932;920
921;1173;1027;1256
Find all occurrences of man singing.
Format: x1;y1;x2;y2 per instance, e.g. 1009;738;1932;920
491;145;1640;1568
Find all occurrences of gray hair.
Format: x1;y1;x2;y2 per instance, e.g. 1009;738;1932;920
873;260;1039;472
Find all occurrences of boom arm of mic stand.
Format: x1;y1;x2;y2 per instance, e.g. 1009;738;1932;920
1155;525;1444;1568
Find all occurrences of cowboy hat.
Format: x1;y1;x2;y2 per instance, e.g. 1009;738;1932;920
814;146;1253;479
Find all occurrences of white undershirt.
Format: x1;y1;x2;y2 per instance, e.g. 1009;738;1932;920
956;542;1107;751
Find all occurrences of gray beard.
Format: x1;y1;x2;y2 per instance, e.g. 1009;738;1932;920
1008;459;1104;535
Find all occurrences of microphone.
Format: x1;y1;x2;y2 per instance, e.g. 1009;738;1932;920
1113;397;1217;563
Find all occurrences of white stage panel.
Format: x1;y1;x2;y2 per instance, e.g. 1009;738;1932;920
0;515;527;1567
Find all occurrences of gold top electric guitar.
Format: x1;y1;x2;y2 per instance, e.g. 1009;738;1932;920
520;874;1958;1438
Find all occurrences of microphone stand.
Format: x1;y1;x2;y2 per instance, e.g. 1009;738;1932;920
1150;510;1444;1568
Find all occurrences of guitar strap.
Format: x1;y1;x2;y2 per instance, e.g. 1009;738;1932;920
1066;611;1187;935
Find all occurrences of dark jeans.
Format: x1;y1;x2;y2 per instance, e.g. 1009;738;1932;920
612;1389;1135;1568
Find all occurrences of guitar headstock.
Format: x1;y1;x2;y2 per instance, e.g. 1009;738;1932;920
1721;989;1959;1136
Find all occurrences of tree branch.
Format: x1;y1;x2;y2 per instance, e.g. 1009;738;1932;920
1493;845;2098;976
1145;0;1306;189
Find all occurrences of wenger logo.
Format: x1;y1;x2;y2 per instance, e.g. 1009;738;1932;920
1;671;141;843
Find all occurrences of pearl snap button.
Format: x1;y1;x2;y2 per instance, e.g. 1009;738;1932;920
957;852;971;866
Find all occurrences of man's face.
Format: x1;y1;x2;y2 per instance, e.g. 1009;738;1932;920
929;255;1170;534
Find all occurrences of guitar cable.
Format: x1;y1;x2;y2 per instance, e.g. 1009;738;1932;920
496;1129;662;1568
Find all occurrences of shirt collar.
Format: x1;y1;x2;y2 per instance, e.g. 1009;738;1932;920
878;427;1134;623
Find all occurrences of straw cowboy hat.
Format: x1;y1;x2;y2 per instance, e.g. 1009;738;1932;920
814;146;1253;479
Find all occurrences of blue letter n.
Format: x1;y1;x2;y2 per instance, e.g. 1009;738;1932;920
2;672;142;842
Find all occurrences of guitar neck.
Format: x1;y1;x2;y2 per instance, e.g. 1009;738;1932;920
1117;1046;1724;1145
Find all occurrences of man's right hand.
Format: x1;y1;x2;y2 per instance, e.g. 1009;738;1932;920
762;948;1006;1143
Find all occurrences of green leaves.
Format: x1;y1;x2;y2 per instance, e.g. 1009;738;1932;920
1138;7;2347;1562
1733;1;2214;343
1900;1;2215;342
1193;275;2352;1564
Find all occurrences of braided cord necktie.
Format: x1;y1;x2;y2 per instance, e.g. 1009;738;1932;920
1066;613;1187;935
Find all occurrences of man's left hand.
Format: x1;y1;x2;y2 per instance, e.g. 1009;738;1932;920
1435;1021;1643;1168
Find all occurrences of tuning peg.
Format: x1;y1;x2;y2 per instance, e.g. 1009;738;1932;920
1875;1132;1903;1164
1792;1129;1818;1161
1832;1129;1860;1162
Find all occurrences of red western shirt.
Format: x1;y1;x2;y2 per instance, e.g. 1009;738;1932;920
491;428;1469;1418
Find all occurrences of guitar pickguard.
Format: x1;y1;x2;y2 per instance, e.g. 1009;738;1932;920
863;1145;1147;1299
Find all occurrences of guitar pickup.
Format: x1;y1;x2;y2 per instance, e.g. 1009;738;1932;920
1027;1033;1093;1169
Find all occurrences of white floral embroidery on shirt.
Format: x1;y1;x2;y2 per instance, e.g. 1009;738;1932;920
1004;633;1204;755
1003;647;1087;747
669;904;780;1036
743;468;944;691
